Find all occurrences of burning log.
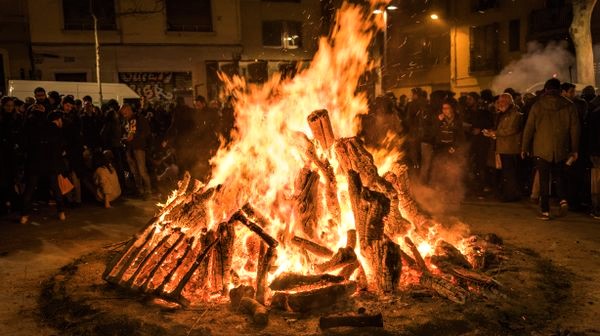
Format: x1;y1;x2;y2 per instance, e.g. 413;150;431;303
214;221;236;294
231;209;278;248
384;196;412;237
269;273;345;291
291;236;334;258
292;168;321;239
420;273;468;304
383;166;433;234
346;229;357;249
271;281;357;313
404;237;428;273
307;109;336;150
169;236;220;305
229;285;256;308
381;237;402;293
334;137;380;187
256;243;277;304
315;247;357;273
300;129;342;224
104;223;158;283
337;261;359;280
147;237;196;293
430;240;472;270
346;170;392;292
446;266;501;289
399;248;417;269
240;297;269;326
128;230;185;290
319;313;384;329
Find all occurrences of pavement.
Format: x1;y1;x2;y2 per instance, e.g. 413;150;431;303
0;197;599;335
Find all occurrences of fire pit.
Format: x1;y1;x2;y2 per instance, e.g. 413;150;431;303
36;2;576;335
100;1;504;328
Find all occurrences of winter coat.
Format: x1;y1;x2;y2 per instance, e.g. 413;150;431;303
125;115;150;151
100;109;123;149
495;105;522;154
522;93;580;162
62;111;84;174
22;110;52;174
434;114;465;152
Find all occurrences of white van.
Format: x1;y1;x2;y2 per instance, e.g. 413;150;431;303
8;80;140;106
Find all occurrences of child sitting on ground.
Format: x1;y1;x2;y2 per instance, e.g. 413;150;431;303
93;150;121;208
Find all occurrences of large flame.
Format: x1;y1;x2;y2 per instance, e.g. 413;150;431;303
164;1;467;289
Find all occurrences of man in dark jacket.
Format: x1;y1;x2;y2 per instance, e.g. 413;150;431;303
20;111;67;224
60;96;84;206
0;97;24;213
101;100;126;190
521;78;580;220
120;104;152;198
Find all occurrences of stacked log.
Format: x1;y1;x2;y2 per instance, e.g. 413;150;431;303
292;167;321;239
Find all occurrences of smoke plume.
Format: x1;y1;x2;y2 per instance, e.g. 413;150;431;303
491;41;574;94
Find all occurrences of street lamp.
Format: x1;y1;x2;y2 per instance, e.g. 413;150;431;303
430;13;440;20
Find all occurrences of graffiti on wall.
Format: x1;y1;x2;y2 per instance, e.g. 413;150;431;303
118;72;176;101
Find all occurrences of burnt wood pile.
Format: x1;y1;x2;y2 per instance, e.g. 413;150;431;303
103;109;503;327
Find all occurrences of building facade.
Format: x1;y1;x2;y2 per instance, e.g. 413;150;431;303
0;0;33;96
384;0;600;97
24;0;323;102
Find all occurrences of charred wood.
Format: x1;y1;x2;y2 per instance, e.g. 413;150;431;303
271;281;357;313
307;109;336;150
104;224;157;283
430;241;472;270
420;273;468;304
229;285;256;308
269;273;345;291
240;297;269;326
292;168;321;239
129;230;185;290
291;236;334;258
404;236;428;274
256;244;277;304
169;235;220;305
231;210;279;248
315;247;357;273
215;221;236;294
150;237;196;294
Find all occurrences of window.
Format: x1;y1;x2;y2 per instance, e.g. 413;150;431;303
508;19;520;52
262;21;302;49
166;0;212;32
62;0;116;30
470;23;499;72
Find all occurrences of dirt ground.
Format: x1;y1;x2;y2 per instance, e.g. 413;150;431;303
1;197;599;335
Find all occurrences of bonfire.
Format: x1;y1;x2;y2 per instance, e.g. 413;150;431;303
102;0;501;327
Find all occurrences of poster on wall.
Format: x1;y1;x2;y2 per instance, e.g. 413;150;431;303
118;72;192;102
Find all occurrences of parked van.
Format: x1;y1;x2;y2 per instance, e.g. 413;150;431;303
8;80;140;106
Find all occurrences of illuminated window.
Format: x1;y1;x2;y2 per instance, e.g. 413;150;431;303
262;21;303;49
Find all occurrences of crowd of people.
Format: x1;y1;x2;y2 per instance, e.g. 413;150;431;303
0;87;233;224
1;77;598;224
360;78;600;220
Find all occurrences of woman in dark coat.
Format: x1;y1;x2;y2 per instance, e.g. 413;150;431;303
20;111;68;224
